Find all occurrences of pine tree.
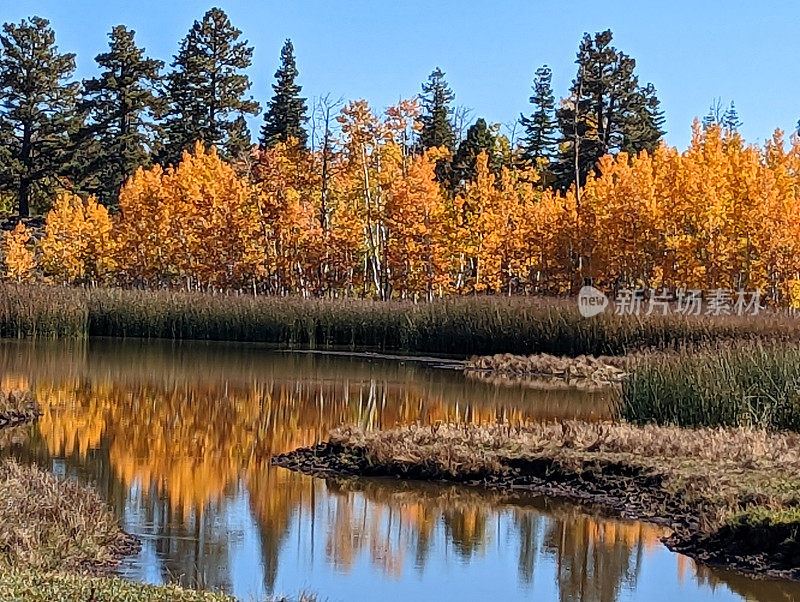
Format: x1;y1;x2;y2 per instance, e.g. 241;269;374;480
621;82;665;154
553;30;664;191
551;34;601;192
160;7;259;164
78;26;164;206
703;99;741;134
722;101;742;133
260;39;308;148
0;17;79;216
419;68;455;151
703;98;725;129
451;118;497;190
519;65;557;164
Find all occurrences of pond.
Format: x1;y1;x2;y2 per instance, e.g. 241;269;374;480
0;339;797;601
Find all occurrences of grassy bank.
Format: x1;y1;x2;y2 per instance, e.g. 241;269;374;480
273;422;800;578
3;283;800;355
0;571;233;601
0;461;137;572
0;460;240;600
621;343;800;429
0;394;237;601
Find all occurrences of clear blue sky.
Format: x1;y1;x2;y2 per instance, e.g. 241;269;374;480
3;1;799;149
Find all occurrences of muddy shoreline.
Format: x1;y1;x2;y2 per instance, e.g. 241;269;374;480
272;440;800;581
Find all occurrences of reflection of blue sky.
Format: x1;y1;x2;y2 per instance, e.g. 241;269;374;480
116;474;746;602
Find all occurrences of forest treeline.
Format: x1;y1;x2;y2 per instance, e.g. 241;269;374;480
2;9;800;303
0;9;663;214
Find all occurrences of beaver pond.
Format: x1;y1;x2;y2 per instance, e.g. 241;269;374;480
0;339;797;601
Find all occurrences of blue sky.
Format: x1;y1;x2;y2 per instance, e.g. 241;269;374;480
3;1;799;149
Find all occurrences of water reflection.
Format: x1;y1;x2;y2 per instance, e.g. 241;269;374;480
0;339;797;601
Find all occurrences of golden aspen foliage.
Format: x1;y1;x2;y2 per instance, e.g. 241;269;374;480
3;222;36;282
385;151;450;299
252;140;324;294
40;193;115;283
25;117;800;304
116;142;261;288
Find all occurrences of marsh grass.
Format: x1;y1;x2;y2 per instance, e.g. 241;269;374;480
621;343;800;429
322;422;800;531
0;461;137;573
3;283;800;355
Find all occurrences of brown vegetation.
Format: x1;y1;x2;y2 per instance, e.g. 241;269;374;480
274;422;800;578
465;353;628;385
0;390;41;428
0;461;139;572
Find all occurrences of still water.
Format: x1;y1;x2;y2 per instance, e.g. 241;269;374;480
0;339;798;602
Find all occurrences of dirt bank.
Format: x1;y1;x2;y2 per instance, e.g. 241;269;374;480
272;422;800;580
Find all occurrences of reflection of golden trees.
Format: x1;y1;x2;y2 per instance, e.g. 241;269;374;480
4;340;793;599
542;509;665;602
313;480;668;593
21;351;609;522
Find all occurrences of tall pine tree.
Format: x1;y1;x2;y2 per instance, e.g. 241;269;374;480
0;17;79;216
553;30;664;191
419;68;455;151
519;65;557;165
161;8;259;164
260;39;307;148
78;25;164;206
451;118;497;190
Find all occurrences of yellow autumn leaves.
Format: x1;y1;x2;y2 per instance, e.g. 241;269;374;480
4;116;800;303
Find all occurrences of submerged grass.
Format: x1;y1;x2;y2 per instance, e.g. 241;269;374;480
621;343;800;429
3;283;800;355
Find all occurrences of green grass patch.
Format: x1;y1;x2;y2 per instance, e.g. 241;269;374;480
0;571;233;602
620;343;800;429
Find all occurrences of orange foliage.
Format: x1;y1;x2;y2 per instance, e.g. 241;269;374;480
3;222;36;282
40;193;115;283
25;119;800;304
116;142;261;288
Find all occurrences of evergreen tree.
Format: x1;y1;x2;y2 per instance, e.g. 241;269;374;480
260;39;307;148
161;7;259;164
722;101;742;132
419;67;455;151
703;99;741;134
553;30;664;190
78;26;164;206
703;98;725;130
451;118;497;190
519;65;557;164
0;17;79;216
621;82;665;154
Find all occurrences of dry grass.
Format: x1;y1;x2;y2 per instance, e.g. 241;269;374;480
0;571;234;601
4;282;800;356
466;353;627;384
0;461;137;573
326;422;800;530
0;390;40;427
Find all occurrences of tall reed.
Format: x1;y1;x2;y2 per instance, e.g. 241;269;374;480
2;283;800;356
621;343;800;430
